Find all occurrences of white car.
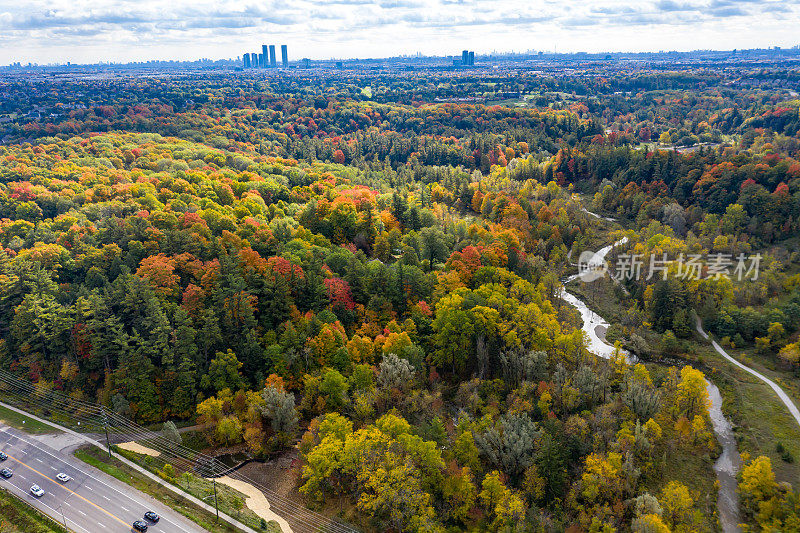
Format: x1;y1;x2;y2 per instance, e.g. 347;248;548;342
56;473;71;482
30;484;45;497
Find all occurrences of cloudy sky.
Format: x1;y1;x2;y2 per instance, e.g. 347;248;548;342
1;0;798;64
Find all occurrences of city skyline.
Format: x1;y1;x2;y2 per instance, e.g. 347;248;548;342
1;0;799;65
5;44;800;69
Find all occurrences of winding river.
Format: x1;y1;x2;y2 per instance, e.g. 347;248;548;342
562;236;741;532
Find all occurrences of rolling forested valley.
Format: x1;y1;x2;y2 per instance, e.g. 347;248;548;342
0;63;799;532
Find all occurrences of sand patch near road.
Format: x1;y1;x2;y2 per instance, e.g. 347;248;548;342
117;441;161;457
213;475;293;533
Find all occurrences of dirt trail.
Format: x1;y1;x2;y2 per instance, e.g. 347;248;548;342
696;317;800;429
117;441;161;457
214;475;294;533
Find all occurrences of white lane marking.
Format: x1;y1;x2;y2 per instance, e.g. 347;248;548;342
119;505;130;512
0;473;93;533
77;509;87;516
1;427;195;533
160;518;194;533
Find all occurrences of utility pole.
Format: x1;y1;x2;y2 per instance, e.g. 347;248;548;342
212;477;219;522
57;504;67;529
101;408;112;458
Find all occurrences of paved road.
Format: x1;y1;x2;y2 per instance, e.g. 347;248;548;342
0;424;207;533
696;317;800;429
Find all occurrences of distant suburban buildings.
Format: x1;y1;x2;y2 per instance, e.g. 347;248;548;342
241;45;485;70
242;44;289;68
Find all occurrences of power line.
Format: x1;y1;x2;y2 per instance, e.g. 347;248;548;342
104;415;349;533
0;370;356;533
98;405;354;532
2;386;338;533
106;421;355;532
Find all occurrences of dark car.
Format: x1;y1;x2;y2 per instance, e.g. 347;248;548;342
0;452;7;461
144;511;160;522
0;468;12;479
132;521;148;532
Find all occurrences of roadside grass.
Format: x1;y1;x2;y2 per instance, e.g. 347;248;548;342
0;404;56;434
0;487;67;533
75;446;280;533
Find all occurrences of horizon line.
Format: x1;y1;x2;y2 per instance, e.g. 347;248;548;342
5;45;799;68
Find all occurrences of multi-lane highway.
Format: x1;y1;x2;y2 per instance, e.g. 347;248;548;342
0;424;207;533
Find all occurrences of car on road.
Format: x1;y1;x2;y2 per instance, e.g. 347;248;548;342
0;468;11;478
143;511;160;522
30;484;45;497
0;451;7;461
132;520;148;532
56;473;71;482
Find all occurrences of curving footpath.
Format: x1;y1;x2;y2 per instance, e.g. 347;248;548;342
695;317;800;429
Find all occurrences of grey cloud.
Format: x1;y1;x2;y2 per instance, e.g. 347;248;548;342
655;0;701;12
1;0;798;57
0;5;300;33
318;0;422;5
560;15;598;26
708;5;748;17
592;5;639;15
5;12;152;30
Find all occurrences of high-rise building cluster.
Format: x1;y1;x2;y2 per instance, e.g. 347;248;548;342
459;50;476;66
243;44;289;68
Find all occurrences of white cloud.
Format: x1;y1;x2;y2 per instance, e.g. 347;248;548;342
0;0;797;63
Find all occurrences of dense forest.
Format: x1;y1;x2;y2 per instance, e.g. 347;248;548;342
0;67;799;532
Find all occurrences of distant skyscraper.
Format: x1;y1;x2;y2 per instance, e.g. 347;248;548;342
258;53;265;67
262;45;269;68
251;53;258;67
302;58;310;69
468;51;475;66
462;50;468;65
281;45;288;68
269;45;277;67
243;53;251;68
